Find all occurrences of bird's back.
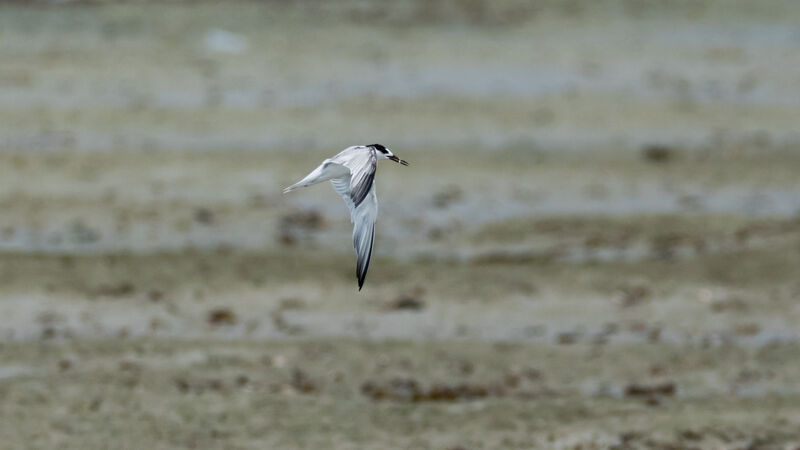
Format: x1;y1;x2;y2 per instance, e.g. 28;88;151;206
330;146;372;169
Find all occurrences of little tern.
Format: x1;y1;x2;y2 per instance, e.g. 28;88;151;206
283;144;409;290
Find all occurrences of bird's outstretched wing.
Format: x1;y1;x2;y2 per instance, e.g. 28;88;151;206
328;151;378;290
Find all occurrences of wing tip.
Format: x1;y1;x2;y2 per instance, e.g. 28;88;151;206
355;226;375;291
357;261;369;290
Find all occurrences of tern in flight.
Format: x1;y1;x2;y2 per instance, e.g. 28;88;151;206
283;144;409;290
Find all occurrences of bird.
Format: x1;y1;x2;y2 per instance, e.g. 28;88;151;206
283;144;409;290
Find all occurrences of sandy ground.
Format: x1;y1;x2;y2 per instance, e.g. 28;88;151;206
1;1;800;448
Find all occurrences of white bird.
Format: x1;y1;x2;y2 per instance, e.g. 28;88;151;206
283;144;408;290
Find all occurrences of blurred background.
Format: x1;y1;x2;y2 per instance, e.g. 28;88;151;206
1;0;800;448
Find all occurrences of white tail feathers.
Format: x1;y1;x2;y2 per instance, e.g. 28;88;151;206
282;173;317;194
283;184;301;194
283;160;349;194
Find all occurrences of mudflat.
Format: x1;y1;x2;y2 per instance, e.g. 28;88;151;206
1;1;799;448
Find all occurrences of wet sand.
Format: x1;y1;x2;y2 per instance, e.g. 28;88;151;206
3;339;800;449
1;1;800;448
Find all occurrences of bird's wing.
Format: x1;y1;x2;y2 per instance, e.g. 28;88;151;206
328;150;378;290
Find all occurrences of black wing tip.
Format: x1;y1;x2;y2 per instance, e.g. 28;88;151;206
355;232;373;291
356;260;370;290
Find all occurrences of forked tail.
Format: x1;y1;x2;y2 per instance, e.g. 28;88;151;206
282;169;321;193
283;160;347;194
282;182;303;194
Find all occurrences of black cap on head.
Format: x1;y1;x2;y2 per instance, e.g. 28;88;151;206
369;144;388;153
